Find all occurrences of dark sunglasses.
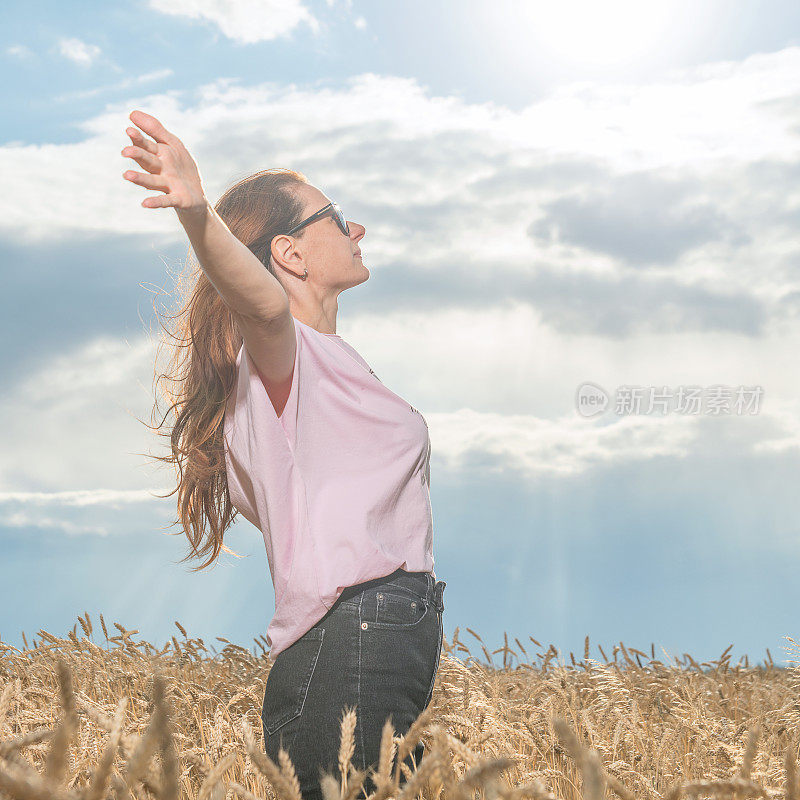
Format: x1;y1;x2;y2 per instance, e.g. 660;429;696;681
286;201;350;237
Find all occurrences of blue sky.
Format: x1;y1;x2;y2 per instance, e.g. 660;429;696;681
2;0;800;669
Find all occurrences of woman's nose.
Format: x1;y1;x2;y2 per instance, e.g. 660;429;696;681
348;221;365;240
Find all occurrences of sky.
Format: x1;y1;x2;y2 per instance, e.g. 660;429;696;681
2;0;800;670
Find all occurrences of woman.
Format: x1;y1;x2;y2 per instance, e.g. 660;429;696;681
121;109;446;799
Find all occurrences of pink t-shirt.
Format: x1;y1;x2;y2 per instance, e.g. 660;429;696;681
223;316;435;660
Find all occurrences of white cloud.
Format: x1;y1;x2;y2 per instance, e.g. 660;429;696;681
2;511;110;537
0;489;160;506
1;47;800;538
0;334;171;493
54;69;174;102
0;315;797;535
57;37;102;66
0;48;798;310
426;408;697;478
6;44;34;59
147;0;320;43
0;489;168;538
335;302;800;468
0;334;179;536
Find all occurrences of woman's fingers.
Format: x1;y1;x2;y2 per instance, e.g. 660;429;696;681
123;169;170;193
121;144;161;173
122;109;206;212
126;126;158;155
129;110;175;146
141;194;179;209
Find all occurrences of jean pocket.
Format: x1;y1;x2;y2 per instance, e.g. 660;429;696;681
370;589;429;628
261;627;325;736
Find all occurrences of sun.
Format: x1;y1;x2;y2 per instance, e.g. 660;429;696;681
511;0;693;70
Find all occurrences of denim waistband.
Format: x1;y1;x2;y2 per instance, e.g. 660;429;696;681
336;568;446;613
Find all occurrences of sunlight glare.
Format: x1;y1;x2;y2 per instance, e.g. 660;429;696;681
516;0;681;68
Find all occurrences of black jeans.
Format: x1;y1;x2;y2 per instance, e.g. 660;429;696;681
261;568;446;800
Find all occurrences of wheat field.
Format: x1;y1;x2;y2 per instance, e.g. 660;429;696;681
1;614;799;800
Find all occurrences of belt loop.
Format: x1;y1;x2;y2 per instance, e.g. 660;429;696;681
433;579;446;613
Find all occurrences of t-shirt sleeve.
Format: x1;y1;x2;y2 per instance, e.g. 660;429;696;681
242;316;303;449
223;317;304;529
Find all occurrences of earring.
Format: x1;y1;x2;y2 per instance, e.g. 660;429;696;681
300;268;308;281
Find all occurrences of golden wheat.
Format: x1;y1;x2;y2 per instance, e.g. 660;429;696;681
0;618;798;800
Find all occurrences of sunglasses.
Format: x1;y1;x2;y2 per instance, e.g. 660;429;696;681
286;201;350;237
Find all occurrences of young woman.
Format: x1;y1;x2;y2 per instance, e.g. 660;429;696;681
121;109;446;799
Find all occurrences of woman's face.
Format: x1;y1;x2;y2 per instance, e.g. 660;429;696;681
273;183;368;290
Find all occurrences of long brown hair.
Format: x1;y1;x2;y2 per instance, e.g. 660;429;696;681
141;167;309;571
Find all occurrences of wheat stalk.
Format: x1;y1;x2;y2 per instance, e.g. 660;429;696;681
0;618;796;800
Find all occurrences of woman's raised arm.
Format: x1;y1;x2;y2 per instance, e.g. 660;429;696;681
121;109;289;323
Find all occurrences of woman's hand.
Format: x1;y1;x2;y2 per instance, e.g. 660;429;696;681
121;110;207;212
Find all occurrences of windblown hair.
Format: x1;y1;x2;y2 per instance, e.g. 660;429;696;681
141;168;309;571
